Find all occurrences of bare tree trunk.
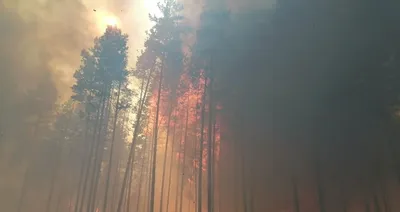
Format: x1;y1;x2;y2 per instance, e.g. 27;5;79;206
196;76;207;212
212;112;218;212
373;192;380;212
380;182;389;212
233;138;239;212
315;160;326;212
292;175;300;212
193;98;200;212
135;141;148;212
207;70;214;212
110;159;120;212
149;63;164;212
116;67;153;212
102;81;122;212
78;111;101;212
134;118;150;212
123;179;130;210
55;191;63;212
45;145;63;212
146;124;155;212
216;131;222;212
74;115;91;212
79;85;107;212
16;116;41;212
0;85;4;145
249;176;255;212
87;93;109;212
129;74;147;212
179;101;190;212
89;93;112;212
126;162;133;212
47;110;73;212
165;122;177;212
159;105;173;212
365;200;371;212
174;135;182;212
241;141;248;212
339;181;347;212
145;145;152;212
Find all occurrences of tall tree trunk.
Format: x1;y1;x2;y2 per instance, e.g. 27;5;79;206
79;85;107;212
292;175;300;212
145;142;152;212
127;138;139;212
145;103;154;212
134;118;150;212
87;94;109;212
146;123;155;212
248;139;255;212
102;81;122;212
179;101;190;212
217;156;222;212
0;85;4;145
365;200;371;212
249;177;255;212
217;134;224;212
149;63;164;212
74;114;91;212
174;133;182;212
315;160;326;212
47;110;73;212
45;145;63;212
192;149;197;212
193;98;200;212
241;140;248;212
165;122;177;212
233;138;239;212
126;161;133;212
110;159;121;212
380;182;389;212
207;70;214;212
116;67;153;212
135;141;148;212
89;93;112;212
16;115;41;212
212;112;218;212
339;180;347;212
159;105;173;212
196;76;207;212
55;191;63;212
373;192;380;212
123;179;130;210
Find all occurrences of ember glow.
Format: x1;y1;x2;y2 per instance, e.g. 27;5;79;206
1;0;400;212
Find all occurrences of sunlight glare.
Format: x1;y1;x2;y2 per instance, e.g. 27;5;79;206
94;11;121;33
144;0;162;17
103;15;118;27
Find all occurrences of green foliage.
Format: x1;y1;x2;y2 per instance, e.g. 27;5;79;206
94;26;129;84
72;26;130;117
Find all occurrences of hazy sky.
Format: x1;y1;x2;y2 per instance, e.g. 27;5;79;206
0;0;160;100
0;0;273;99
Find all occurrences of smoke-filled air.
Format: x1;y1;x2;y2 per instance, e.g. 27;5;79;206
1;0;400;212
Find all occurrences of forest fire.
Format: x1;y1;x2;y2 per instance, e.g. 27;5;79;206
1;0;400;212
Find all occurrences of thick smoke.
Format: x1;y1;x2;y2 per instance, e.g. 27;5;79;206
0;0;95;210
188;0;400;211
0;0;96;99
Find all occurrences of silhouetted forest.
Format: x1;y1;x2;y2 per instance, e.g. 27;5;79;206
1;0;400;212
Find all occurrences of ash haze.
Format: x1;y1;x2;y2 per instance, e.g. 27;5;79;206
1;0;400;212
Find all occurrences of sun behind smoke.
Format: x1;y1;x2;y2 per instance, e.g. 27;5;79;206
94;11;120;32
103;15;118;26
